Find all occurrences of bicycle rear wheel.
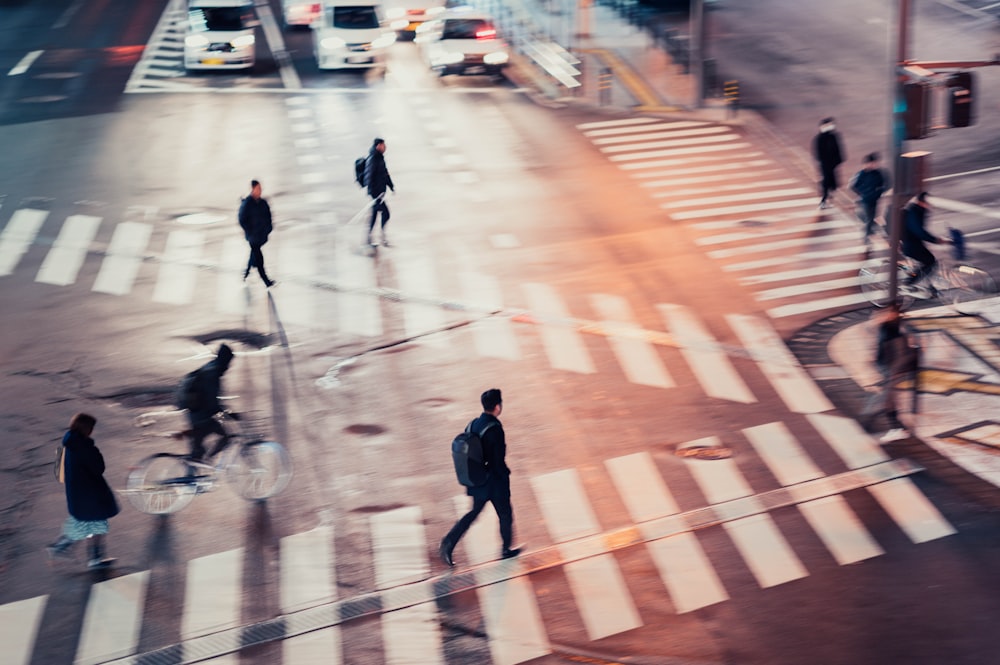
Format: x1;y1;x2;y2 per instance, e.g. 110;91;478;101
124;454;197;514
859;259;913;309
945;264;998;314
227;441;293;501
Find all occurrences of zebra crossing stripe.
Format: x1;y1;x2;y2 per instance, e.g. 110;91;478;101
276;233;320;327
609;141;752;163
651;177;800;199
666;197;818;220
694;218;851;245
182;549;244;644
282;628;343;665
600;133;739;154
335;227;382;337
280;526;336;613
75;571;149;665
658;304;755;404
461;272;521;361
522;283;596;374
627;153;767;175
723;244;864;271
766;292;877;319
451;496;551;664
371;506;445;665
726;314;834;414
0;208;48;276
216;236;246;314
152;229;204;305
530;469;642;640
663;187;815;211
682;443;808;588
0;594;46;665
591;125;732;144
743;422;884;565
606;452;729;613
755;275;862;301
590;293;674;388
35;214;101;285
93;221;153;295
576;117;659;130
741;261;863;285
807;414;957;544
396;246;446;345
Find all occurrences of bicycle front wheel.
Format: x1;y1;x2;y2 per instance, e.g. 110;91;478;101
946;264;998;314
227;441;293;501
124;454;197;515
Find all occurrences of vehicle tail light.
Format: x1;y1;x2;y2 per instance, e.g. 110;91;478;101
311;3;320;12
475;29;496;40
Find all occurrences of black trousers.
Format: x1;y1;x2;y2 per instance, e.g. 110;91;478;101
188;418;230;460
245;243;271;283
368;198;390;234
904;245;937;284
445;482;513;551
819;167;839;202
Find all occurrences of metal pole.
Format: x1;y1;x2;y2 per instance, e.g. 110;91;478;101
691;0;705;108
887;0;912;307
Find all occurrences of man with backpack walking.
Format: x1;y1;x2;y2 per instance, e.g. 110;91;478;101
178;343;236;461
363;137;395;247
440;388;521;567
850;152;890;247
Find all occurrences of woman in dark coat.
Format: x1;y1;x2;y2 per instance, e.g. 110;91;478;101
47;413;120;568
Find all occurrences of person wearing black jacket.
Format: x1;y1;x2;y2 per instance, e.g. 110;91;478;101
850;152;889;245
902;192;945;286
440;388;521;567
47;413;120;568
239;179;275;288
364;137;395;247
185;343;236;461
813;117;845;209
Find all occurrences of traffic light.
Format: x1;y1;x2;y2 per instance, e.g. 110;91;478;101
903;81;931;140
947;71;975;128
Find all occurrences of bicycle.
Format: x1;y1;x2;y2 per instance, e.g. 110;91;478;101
122;412;292;515
858;228;997;314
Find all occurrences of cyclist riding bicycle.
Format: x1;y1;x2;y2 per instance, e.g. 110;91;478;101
181;343;237;461
901;192;946;287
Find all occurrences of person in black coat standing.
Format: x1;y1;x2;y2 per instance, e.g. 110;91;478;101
47;413;120;569
364;138;395;247
813;117;845;209
440;388;521;567
239;179;275;288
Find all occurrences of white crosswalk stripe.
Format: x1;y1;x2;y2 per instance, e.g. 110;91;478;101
36;214;102;285
0;208;47;276
0;595;46;665
577;117;871;321
76;571;149;665
93;221;153;295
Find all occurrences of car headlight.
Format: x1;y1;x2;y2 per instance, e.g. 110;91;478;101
385;7;405;18
483;51;508;65
389;19;409;30
432;50;465;65
231;35;255;48
371;33;396;49
320;36;346;49
425;5;445;15
185;34;209;48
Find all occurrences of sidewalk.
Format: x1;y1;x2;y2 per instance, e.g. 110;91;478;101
506;0;1000;494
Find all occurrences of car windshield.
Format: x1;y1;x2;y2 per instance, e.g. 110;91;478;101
189;7;253;31
441;18;493;40
329;6;380;29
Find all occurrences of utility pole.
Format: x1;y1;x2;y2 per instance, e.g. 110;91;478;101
691;0;706;108
886;0;911;308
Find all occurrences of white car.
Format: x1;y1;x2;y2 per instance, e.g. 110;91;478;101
415;9;509;78
312;0;397;70
383;0;446;39
282;0;322;27
184;0;257;71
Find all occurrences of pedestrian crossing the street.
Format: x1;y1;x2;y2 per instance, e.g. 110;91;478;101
577;117;875;321
3;414;954;665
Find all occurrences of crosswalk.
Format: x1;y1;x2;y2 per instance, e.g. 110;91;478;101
577;117;876;321
4;413;954;665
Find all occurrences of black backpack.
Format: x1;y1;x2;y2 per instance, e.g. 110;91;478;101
354;156;367;187
451;420;496;488
175;369;204;411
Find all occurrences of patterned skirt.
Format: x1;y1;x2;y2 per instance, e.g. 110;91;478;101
63;515;109;540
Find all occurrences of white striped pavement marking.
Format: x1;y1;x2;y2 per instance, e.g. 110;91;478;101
766;292;876;319
639;162;778;187
335;227;381;337
215;236;246;314
743;422;884;565
658;304;755;403
663;187;814;211
590;126;732;144
452;496;551;664
576;117;659;130
461;272;521;361
606;453;728;613
395;245;446;345
93;221;153;295
649;178;799;199
726;314;833;414
282;628;343;665
582;120;710;137
0;595;46;665
665;197;819;220
0;208;48;276
182;549;243;649
76;571;149;665
740;261;863;284
627;153;767;175
682;445;808;588
691;207;847;230
522;283;596;374
531;469;642;640
152;229;204;305
755;275;861;300
280;526;336;613
708;230;861;259
808;414;956;544
601;133;740;154
723;244;862;271
371;506;444;665
694;218;851;245
35;214;101;285
275;234;318;327
589;293;674;388
610;141;754;163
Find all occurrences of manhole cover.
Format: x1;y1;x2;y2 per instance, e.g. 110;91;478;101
675;446;733;460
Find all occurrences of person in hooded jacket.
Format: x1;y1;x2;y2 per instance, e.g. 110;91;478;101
364;137;395;247
185;343;236;461
813;117;845;209
239;179;275;288
47;413;120;569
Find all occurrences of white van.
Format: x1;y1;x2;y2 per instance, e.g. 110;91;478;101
312;0;397;70
383;0;446;40
184;0;257;71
